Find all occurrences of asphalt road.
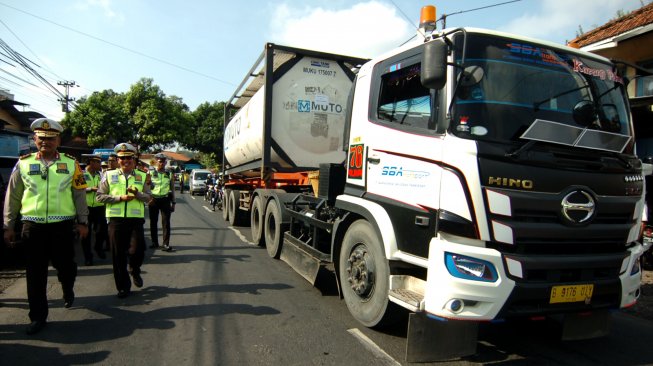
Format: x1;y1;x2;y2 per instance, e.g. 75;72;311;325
1;191;653;365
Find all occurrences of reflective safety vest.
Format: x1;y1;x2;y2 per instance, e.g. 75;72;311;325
18;153;85;223
105;169;147;218
83;170;105;207
150;169;171;197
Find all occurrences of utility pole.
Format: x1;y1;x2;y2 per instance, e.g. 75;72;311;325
58;80;76;113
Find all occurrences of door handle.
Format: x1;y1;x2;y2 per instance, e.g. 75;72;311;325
367;157;380;165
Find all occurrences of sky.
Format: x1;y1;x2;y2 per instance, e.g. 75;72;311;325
0;0;647;121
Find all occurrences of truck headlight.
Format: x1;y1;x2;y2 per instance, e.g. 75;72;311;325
445;252;498;282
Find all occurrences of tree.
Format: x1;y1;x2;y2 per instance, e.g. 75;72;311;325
63;78;194;152
183;101;225;154
62;89;128;147
124;78;191;151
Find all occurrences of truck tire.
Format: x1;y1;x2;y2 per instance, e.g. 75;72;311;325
250;195;264;246
228;190;245;226
339;219;398;328
222;189;230;222
264;199;284;259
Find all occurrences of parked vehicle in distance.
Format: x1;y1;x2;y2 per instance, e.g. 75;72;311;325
189;169;211;196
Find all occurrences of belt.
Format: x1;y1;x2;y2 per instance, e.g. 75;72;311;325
152;195;169;198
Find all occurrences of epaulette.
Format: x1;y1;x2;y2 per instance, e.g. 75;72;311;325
137;167;148;173
19;153;34;160
105;168;116;171
64;153;78;161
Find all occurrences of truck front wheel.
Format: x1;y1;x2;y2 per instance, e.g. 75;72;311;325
339;219;397;328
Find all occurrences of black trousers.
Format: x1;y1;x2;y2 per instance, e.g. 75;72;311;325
108;218;145;292
81;206;107;261
21;220;77;322
149;196;172;246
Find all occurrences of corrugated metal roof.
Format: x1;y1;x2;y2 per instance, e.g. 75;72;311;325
569;2;653;47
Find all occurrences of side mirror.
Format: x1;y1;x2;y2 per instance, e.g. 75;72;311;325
421;39;447;90
459;66;484;87
572;100;597;127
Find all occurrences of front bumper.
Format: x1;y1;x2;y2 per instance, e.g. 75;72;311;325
421;233;643;321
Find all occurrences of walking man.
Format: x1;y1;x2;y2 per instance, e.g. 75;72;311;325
3;118;89;335
96;143;151;298
148;153;176;252
81;154;107;265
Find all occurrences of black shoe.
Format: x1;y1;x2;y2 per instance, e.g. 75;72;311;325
162;245;175;252
64;289;75;308
26;320;46;335
117;289;130;298
149;244;160;249
132;273;143;288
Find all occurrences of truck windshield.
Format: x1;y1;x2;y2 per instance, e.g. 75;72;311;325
450;33;632;153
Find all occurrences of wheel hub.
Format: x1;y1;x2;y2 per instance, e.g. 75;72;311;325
346;245;375;298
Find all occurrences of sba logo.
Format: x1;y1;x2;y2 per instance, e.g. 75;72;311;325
298;100;311;112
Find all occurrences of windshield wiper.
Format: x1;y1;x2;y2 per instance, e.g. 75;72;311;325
533;85;590;112
506;140;537;159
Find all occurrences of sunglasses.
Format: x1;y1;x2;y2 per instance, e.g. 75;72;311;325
118;156;133;161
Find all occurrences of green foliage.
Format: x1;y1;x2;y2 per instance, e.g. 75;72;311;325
184;101;225;154
196;151;221;172
63;90;128;147
63;78;222;156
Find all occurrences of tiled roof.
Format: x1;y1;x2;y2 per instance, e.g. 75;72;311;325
162;151;191;162
568;2;653;47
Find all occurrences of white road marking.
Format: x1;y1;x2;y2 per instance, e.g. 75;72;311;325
347;328;402;366
229;227;256;246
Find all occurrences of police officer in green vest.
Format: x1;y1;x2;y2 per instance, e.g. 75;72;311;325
81;154;107;265
3;118;89;335
96;143;151;298
148;152;176;252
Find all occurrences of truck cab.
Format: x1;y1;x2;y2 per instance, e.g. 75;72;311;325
341;27;644;327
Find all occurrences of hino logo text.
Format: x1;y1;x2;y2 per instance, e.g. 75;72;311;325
488;177;533;189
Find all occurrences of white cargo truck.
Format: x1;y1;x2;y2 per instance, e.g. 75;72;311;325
221;6;646;361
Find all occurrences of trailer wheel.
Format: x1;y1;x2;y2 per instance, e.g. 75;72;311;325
222;189;230;222
264;199;284;259
250;195;265;246
228;190;244;226
339;219;397;328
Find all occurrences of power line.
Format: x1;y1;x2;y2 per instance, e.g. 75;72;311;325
0;18;64;81
437;0;522;28
0;37;65;100
0;2;236;87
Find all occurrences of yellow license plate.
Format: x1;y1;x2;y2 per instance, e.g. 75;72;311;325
549;284;594;304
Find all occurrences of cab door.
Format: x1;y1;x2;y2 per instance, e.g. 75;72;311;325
358;47;445;259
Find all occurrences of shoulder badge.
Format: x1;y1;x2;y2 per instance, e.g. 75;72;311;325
19;153;34;160
137;167;148;173
64;153;78;161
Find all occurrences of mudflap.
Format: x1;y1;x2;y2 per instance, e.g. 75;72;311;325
560;310;611;341
281;233;323;285
405;313;478;362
